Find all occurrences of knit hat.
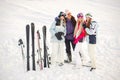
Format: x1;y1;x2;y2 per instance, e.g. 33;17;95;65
77;13;83;18
85;13;92;18
65;9;71;15
58;11;66;18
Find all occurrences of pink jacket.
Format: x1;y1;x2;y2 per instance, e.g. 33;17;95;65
73;22;86;44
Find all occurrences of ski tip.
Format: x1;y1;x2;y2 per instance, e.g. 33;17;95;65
31;22;34;26
26;24;30;27
43;25;46;28
37;30;41;39
42;25;46;30
37;30;39;33
43;25;46;27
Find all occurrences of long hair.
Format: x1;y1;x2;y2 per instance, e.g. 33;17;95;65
74;19;83;37
86;18;92;28
56;17;66;27
71;16;76;28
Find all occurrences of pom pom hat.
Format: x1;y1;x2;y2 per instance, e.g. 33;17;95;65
85;13;92;18
58;11;66;18
77;13;83;18
65;9;71;15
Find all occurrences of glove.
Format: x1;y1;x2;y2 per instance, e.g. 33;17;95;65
58;32;64;36
55;32;62;40
55;32;64;40
82;24;87;29
73;29;86;44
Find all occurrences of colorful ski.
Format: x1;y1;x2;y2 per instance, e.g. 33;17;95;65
37;30;43;70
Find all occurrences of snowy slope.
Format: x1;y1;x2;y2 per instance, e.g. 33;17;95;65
0;0;120;80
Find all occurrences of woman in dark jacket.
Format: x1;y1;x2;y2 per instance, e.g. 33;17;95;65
64;10;76;63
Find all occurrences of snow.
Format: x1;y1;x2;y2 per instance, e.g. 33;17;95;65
0;0;120;80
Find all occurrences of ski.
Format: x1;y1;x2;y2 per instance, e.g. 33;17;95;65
42;26;47;68
37;30;43;70
42;26;50;68
26;25;30;71
31;23;36;70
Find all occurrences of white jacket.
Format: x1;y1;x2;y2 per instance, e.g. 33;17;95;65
50;21;66;43
85;21;99;44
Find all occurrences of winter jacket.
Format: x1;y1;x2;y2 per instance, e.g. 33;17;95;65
73;22;86;44
85;21;98;44
50;20;66;43
65;16;76;40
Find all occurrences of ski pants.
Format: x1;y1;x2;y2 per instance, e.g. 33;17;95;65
73;42;84;67
51;42;64;64
65;39;76;58
88;44;96;68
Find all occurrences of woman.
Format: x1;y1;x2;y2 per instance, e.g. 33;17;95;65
50;12;66;66
85;13;99;71
64;10;76;63
72;12;86;68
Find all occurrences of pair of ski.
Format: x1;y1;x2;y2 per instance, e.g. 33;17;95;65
26;23;36;71
19;24;50;71
36;26;50;70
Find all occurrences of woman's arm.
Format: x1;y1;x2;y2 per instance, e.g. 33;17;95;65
85;21;98;35
49;21;57;35
73;22;78;37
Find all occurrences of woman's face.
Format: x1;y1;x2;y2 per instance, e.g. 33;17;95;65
86;17;91;23
86;17;92;28
78;17;83;22
66;13;71;20
60;16;65;20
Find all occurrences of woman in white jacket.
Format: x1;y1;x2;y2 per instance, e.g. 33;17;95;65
85;13;99;71
50;12;66;66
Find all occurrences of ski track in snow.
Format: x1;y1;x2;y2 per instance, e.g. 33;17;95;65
0;0;120;80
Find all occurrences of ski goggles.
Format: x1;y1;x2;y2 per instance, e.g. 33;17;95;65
77;13;83;18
